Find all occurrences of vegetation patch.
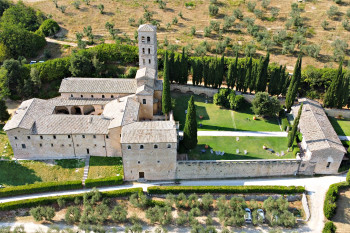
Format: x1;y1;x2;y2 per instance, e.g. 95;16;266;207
329;116;350;136
87;156;123;179
188;136;293;160
85;176;123;188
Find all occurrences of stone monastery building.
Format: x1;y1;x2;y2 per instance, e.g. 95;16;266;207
4;24;178;181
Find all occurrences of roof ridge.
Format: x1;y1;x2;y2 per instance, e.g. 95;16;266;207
16;98;36;129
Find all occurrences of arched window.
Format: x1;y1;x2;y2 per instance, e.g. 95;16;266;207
140;145;144;150
102;95;105;98
167;144;171;148
70;94;73;98
111;95;114;98
154;144;158;149
141;36;145;43
149;59;151;64
91;95;94;98
147;36;151;43
142;48;145;54
127;145;131;150
148;48;151;54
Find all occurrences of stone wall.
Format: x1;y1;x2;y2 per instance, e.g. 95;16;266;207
176;159;301;179
325;108;350;119
170;84;218;97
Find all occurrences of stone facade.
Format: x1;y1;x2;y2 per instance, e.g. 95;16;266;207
176;159;301;179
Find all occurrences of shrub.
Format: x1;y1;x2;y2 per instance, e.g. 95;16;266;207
30;206;55;221
346;169;350;184
323;221;337;233
233;8;243;20
252;92;281;117
247;1;256;12
148;186;305;194
0;188;142;211
209;4;219;16
111;204;128;223
0;180;83;198
84;176;123;188
327;6;339;19
37;19;60;36
65;206;81;224
57;197;66;209
324;182;348;219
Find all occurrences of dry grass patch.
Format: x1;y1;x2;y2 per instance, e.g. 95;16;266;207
333;187;350;233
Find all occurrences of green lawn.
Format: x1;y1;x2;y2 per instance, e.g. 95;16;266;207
172;93;281;132
87;156;123;179
0;159;85;187
188;136;294;160
329;116;350;136
0;124;13;160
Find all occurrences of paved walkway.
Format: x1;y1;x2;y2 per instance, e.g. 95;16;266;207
82;156;90;186
0;175;346;233
339;136;350;141
179;131;288;137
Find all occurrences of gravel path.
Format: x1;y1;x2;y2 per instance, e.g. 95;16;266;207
0;175;346;232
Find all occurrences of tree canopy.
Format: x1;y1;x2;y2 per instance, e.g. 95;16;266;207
252;92;281;117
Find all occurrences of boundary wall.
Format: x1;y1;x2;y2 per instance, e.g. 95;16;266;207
170;84;218;97
325;108;350;119
176;159;301;179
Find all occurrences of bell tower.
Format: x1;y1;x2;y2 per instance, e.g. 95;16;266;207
138;24;158;73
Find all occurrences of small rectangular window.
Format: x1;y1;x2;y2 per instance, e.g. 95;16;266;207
82;135;85;139
143;99;146;104
93;135;96;139
326;162;331;168
149;59;151;64
40;144;42;147
53;135;56;139
87;149;90;155
68;135;71;139
51;143;53;147
69;144;72;147
27;136;31;140
21;144;26;149
40;135;43;139
106;135;109;139
138;161;141;164
14;136;18;140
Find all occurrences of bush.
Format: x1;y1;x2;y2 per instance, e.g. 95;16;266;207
30;206;55;221
209;4;219;16
37;19;60;36
0;188;142;211
324;182;348;219
252;92;281;117
323;221;337;233
84;176;123;188
65;206;81;224
281;117;290;131
0;180;83;198
148;186;305;194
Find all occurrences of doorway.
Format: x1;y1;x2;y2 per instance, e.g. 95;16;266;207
139;172;144;179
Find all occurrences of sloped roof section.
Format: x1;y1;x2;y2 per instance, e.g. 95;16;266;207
121;121;177;144
154;80;163;91
135;67;156;80
59;78;137;94
138;24;156;32
4;99;54;131
136;85;154;95
292;98;346;154
32;115;110;134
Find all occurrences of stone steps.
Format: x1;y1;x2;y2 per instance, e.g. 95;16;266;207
82;156;90;186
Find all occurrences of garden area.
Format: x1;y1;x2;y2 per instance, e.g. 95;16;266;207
87;156;123;179
172;93;281;132
329;116;350;136
188;136;294;160
0;188;302;232
0;124;12;160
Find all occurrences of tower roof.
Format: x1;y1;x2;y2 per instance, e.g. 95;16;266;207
138;24;156;32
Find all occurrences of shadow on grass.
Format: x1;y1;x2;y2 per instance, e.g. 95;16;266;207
89;156;122;166
328;116;346;136
56;159;85;168
0;161;41;186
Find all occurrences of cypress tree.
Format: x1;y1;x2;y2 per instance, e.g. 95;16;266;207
280;65;289;96
342;72;349;108
255;57;264;92
244;56;253;93
183;96;198;149
285;54;302;111
0;98;10;122
231;53;238;89
288;103;303;148
191;59;197;86
203;60;209;87
217;55;225;88
255;53;270;92
249;62;257;93
324;61;344;108
268;66;281;96
197;59;203;85
168;52;175;83
209;59;216;87
227;62;234;89
162;51;172;119
181;47;188;85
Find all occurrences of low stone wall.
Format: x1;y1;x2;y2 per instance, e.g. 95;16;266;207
243;93;286;105
176;159;301;179
301;193;310;221
170;84;218;97
325;108;350;119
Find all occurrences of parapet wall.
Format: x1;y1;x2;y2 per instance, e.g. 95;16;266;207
176;159;301;179
170;84;218;97
325;108;350;119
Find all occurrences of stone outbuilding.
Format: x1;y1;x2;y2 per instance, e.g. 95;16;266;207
292;98;346;175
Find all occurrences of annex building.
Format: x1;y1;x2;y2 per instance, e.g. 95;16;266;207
4;24;178;181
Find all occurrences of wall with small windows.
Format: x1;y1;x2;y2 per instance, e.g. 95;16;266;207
5;128;119;159
121;142;177;181
308;148;344;175
136;94;153;120
105;127;123;157
61;93;130;100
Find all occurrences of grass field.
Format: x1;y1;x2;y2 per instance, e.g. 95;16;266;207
188;136;293;160
0;124;13;160
329;116;350;136
87;156;123;179
172;92;281;131
0;159;84;187
24;0;350;69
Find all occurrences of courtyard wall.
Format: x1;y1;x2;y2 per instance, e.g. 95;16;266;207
170;84;218;97
325;108;350;119
176;159;301;179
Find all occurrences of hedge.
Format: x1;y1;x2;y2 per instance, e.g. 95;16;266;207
322;221;337;233
84;176;123;188
147;185;305;194
0;188;142;211
324;181;348;220
0;181;83;198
